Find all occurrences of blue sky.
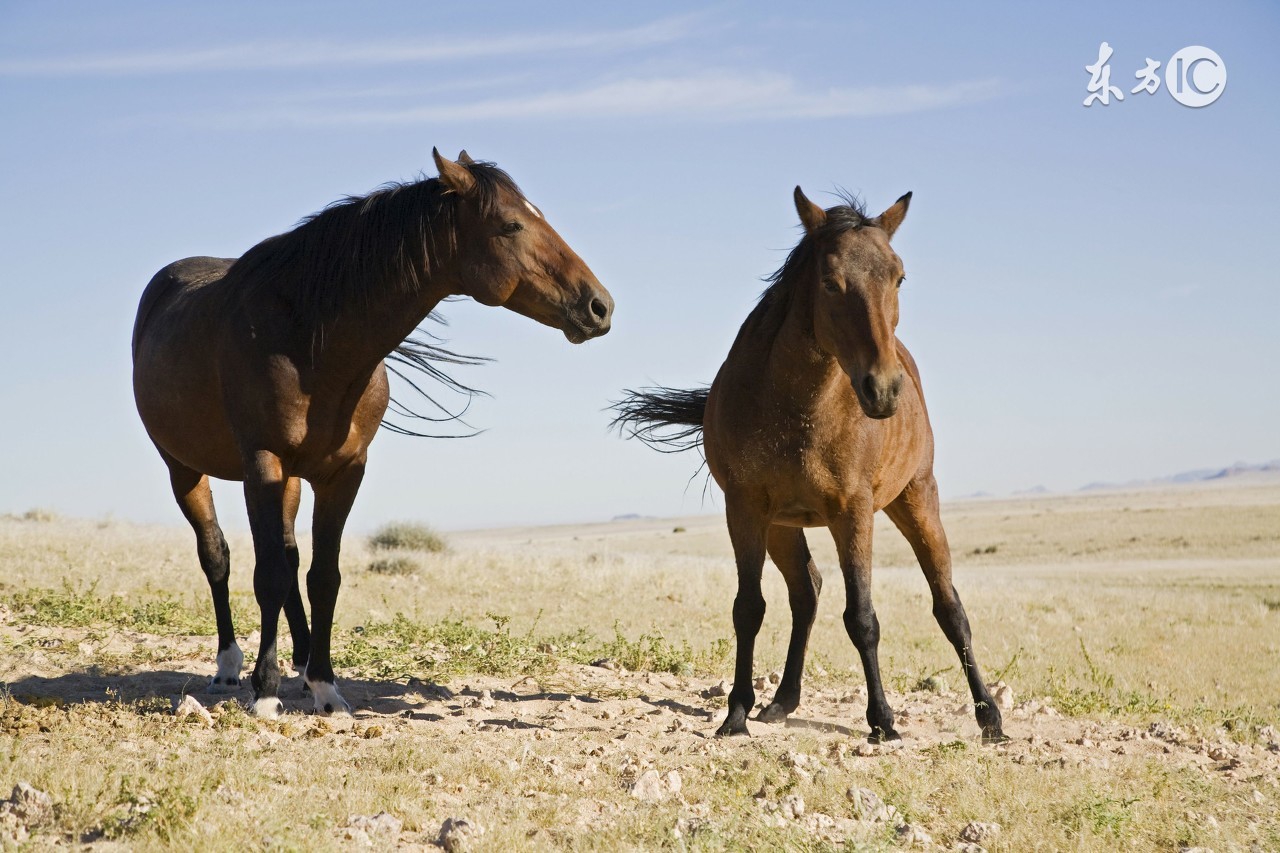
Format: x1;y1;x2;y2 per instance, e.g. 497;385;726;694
0;2;1276;531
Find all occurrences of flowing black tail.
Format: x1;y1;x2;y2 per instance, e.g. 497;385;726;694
609;385;709;453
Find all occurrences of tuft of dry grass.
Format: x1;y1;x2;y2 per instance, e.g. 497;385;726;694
368;521;448;554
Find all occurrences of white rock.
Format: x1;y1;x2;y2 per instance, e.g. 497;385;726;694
846;786;893;823
959;821;1001;843
348;812;402;836
631;770;666;802
174;694;215;727
779;793;805;819
3;783;53;826
437;817;483;852
990;681;1015;711
664;770;682;795
895;822;932;846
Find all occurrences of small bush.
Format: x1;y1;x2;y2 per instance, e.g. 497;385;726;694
368;522;448;553
21;508;58;522
368;556;420;576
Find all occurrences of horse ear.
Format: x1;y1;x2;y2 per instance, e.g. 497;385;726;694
876;191;912;239
457;149;475;165
794;186;826;234
433;147;476;195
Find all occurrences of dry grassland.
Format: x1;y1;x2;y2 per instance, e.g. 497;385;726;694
0;478;1277;850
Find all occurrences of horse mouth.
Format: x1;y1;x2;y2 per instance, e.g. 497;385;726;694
564;318;610;344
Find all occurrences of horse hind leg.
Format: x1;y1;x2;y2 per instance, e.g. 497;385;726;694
757;525;821;724
885;473;1007;744
716;496;770;737
302;461;366;716
166;457;242;693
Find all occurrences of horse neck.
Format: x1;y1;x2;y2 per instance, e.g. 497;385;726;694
309;276;456;381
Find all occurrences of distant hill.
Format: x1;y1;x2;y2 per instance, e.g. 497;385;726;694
1076;460;1280;493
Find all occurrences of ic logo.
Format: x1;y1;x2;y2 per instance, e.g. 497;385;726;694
1165;46;1226;108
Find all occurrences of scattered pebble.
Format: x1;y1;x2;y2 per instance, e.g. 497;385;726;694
768;671;782;685
437;817;483;852
707;680;731;697
174;694;215;727
779;793;805;820
1;782;53;828
990;681;1015;711
895;822;932;846
631;769;667;802
959;821;1001;844
347;812;402;836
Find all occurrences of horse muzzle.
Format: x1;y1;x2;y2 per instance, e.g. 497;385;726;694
564;287;613;343
853;370;904;419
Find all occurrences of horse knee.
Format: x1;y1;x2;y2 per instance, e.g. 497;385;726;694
197;535;230;584
732;593;765;635
843;605;880;647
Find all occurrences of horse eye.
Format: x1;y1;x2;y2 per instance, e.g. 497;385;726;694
897;275;905;288
501;221;523;235
823;279;840;293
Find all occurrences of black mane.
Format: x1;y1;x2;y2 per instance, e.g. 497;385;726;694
226;161;521;338
744;192;873;341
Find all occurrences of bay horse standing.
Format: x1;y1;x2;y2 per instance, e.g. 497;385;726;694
613;187;1004;743
133;150;613;717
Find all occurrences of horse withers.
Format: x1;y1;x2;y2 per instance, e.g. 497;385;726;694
133;150;613;717
613;186;1005;744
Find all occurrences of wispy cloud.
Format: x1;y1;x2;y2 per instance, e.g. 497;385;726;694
187;71;1008;128
0;15;699;76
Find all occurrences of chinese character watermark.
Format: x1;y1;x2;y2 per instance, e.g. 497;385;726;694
1084;43;1225;107
1084;42;1123;106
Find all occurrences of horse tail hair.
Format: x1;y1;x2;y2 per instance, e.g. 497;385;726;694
381;311;491;438
609;385;709;453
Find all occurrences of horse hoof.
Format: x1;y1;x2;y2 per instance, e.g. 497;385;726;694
867;728;902;744
207;676;241;694
981;728;1010;745
251;697;285;719
715;711;751;737
308;680;352;716
757;702;792;724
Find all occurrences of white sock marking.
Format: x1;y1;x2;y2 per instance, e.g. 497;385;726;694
207;642;244;693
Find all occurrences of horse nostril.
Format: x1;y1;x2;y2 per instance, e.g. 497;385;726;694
589;297;609;321
861;375;878;401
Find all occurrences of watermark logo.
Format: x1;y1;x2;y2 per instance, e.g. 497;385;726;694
1084;42;1226;108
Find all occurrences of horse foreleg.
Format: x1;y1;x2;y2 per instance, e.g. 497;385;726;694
166;456;242;693
243;451;292;718
303;461;365;716
717;496;769;737
886;474;1006;743
281;476;311;680
831;500;898;742
758;525;821;723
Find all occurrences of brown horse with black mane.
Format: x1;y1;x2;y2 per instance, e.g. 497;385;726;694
133;150;613;717
613;186;1005;743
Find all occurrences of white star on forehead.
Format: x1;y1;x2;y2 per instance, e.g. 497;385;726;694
523;199;543;219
